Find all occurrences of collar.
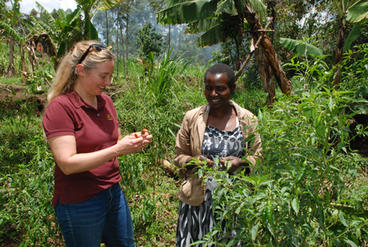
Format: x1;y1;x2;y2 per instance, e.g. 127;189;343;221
67;91;106;111
201;100;239;118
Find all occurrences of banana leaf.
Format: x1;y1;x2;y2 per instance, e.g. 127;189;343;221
157;0;218;25
347;0;368;23
280;38;323;57
343;23;362;52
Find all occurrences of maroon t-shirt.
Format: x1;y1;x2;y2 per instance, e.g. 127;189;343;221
42;91;121;206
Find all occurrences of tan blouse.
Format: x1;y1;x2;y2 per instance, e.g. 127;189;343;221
175;100;262;170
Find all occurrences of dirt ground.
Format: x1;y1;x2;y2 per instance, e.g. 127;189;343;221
0;83;46;113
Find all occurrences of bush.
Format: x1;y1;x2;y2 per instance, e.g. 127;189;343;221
197;46;368;246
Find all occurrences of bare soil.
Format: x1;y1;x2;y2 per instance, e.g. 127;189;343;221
0;83;47;114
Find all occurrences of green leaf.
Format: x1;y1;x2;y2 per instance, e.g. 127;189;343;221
280;38;323;57
291;197;299;215
158;0;218;25
216;0;237;16
339;211;348;227
99;0;126;11
0;21;23;41
343;24;362;52
198;23;227;47
347;0;368;23
190;18;220;33
251;223;259;241
85;20;99;40
344;239;358;247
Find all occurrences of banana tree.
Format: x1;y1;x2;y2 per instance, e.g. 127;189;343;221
345;0;368;52
33;0;124;65
270;0;367;88
331;0;368;85
158;0;292;103
1;0;23;77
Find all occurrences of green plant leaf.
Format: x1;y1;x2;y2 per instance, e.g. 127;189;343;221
216;0;238;16
291;197;299;215
198;23;227;47
251;222;259;241
280;38;323;57
343;24;362;53
339;211;348;227
344;239;358;247
158;0;218;25
347;0;368;23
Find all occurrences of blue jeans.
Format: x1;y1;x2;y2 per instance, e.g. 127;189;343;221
55;183;136;247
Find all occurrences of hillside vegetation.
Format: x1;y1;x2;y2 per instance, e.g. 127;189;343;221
1;44;368;246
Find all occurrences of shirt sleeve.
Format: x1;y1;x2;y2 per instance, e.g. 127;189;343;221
174;111;195;167
242;113;262;166
42;100;76;138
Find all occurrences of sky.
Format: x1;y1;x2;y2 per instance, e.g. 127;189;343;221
19;0;77;14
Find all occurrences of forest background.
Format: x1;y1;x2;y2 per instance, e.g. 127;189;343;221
1;0;368;246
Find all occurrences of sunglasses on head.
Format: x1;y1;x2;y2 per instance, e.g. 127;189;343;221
77;44;107;64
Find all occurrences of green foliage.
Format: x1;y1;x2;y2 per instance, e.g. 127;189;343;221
280;37;324;57
1;42;368;246
194;43;368;246
23;59;54;94
0;21;23;42
0;100;62;246
136;23;164;60
158;0;265;48
347;0;368;23
148;50;189;105
340;43;368;91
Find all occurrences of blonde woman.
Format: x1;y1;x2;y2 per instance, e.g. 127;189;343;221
42;40;152;247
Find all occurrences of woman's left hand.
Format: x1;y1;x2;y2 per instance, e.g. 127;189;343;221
220;156;245;173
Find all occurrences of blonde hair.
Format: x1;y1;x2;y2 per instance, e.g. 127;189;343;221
47;40;114;103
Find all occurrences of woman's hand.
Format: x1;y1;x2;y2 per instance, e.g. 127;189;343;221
48;129;153;175
198;155;214;167
115;129;152;156
220;156;247;173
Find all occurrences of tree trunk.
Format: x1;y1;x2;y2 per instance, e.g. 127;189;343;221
116;27;120;77
21;47;27;83
243;5;292;95
119;21;125;77
7;38;15;77
84;10;91;39
255;47;275;104
234;36;241;70
125;13;130;77
168;25;171;52
105;10;109;45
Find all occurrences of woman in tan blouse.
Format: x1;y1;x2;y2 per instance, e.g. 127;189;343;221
175;63;262;246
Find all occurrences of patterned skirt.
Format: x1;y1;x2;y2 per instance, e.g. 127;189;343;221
176;190;214;247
